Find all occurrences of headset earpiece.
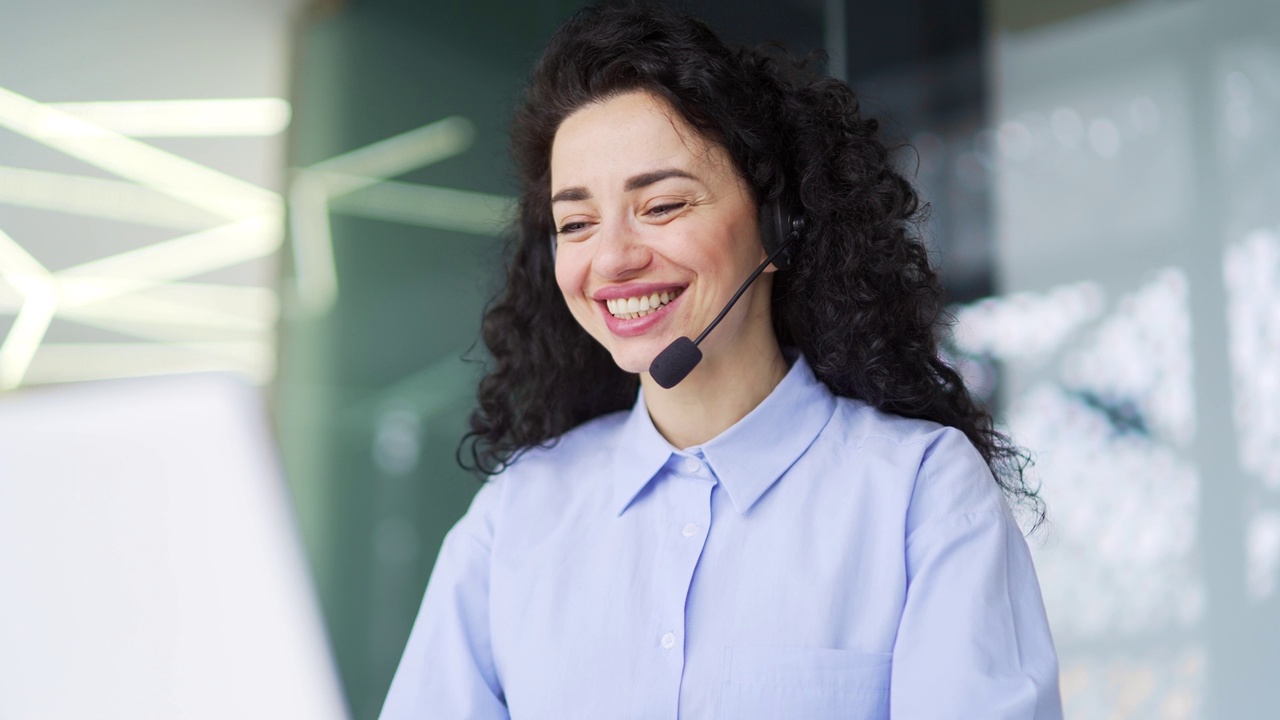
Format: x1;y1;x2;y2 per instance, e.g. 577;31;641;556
758;197;805;271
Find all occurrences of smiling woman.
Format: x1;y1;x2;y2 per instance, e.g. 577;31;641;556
380;4;1062;719
550;91;784;427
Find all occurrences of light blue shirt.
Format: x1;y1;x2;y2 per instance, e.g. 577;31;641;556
381;355;1062;719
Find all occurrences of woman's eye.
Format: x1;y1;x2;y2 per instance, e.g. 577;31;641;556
647;202;687;217
556;221;589;235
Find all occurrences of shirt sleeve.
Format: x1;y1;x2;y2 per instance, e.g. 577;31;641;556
889;429;1063;719
379;479;508;720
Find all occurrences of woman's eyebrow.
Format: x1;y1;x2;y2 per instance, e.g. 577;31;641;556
623;167;698;191
551;167;700;204
551;187;590;203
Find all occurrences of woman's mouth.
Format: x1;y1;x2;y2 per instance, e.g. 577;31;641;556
604;288;684;320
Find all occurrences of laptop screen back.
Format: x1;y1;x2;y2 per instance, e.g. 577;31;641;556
0;373;349;720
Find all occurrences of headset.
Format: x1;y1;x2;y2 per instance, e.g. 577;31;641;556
756;196;806;272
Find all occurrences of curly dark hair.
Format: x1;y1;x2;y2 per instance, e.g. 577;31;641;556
459;3;1040;519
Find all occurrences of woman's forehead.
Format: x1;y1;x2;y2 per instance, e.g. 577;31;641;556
549;90;734;192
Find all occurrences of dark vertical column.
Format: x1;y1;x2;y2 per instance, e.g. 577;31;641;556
278;1;579;717
658;0;823;54
841;0;993;304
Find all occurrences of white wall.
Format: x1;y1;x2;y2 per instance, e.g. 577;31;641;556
972;0;1280;716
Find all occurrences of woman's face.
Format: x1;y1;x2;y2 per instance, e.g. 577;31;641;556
549;90;774;376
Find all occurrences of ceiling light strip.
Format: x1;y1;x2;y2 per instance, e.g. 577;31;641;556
62;290;276;331
58;310;273;345
0;283;57;390
22;341;275;386
0;85;280;220
328;179;515;236
56;215;282;307
46;98;291;138
0;165;224;230
0;226;50;280
288;174;337;313
307;116;476;197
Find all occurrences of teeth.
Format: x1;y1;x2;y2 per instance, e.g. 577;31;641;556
604;288;682;319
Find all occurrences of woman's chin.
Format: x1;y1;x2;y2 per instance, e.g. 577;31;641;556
606;343;665;377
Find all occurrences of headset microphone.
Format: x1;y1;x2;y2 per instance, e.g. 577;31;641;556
648;213;804;389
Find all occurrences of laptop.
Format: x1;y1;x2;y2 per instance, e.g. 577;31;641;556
0;373;350;720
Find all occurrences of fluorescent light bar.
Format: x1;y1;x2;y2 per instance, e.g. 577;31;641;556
0;225;50;280
23;342;275;386
0;283;57;390
0;226;55;389
57;215;283;307
0;165;224;230
309;116;476;197
288;174;337;313
141;281;279;318
328;179;515;237
0;277;22;312
57;282;278;345
62;290;274;330
0;84;280;220
56;280;278;322
47;98;292;138
59;310;273;345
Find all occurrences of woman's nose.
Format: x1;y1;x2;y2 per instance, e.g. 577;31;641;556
591;218;653;279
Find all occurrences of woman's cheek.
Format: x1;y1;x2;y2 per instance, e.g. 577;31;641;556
551;255;593;327
552;252;578;299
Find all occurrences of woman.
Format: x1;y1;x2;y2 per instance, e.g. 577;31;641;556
382;4;1061;719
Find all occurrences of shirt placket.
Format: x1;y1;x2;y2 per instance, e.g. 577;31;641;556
634;453;716;720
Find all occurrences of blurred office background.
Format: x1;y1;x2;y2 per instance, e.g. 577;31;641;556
1;0;1277;717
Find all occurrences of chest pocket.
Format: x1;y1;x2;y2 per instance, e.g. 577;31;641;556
718;646;892;720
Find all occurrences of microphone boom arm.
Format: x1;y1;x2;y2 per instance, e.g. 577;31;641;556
648;233;797;389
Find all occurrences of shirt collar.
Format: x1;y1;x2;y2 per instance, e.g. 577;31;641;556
609;353;837;516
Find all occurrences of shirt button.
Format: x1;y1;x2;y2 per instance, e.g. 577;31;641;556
682;523;699;538
681;457;701;473
660;632;676;649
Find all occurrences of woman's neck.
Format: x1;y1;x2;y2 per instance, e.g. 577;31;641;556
640;331;789;450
